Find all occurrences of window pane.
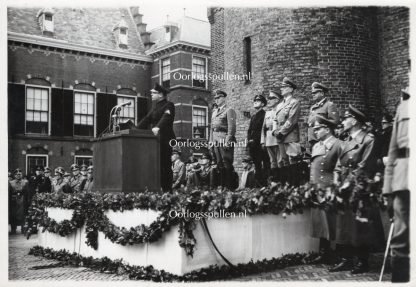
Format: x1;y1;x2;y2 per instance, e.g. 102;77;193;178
27;88;34;99
26;111;33;121
88;103;93;114
41;112;48;122
33;111;40;121
74;102;80;113
74;115;80;124
27;98;33;109
87;116;93;126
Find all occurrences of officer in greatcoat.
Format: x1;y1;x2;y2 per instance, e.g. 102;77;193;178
383;87;410;282
247;94;269;186
38;167;52;193
52;167;70;193
138;83;175;192
9;168;30;234
81;166;94;193
272;77;302;165
261;90;284;181
69;164;84;193
307;82;339;147
171;149;185;189
331;105;379;274
309;115;343;263
209;90;236;190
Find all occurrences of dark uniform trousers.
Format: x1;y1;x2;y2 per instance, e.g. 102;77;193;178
383;97;410;282
334;129;380;265
247;109;269;185
138;98;176;192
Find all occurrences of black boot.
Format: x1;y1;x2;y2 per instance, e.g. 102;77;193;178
391;257;410;282
351;259;369;274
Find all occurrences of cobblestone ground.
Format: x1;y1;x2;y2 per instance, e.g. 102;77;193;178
9;229;391;282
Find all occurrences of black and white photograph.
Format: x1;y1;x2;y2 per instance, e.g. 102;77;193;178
3;0;415;284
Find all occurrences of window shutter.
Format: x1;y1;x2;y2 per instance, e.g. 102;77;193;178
137;97;148;123
96;93;117;136
62;89;74;136
8;83;25;135
51;87;64;136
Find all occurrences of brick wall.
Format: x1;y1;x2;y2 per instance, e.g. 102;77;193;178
209;7;409;173
377;7;410;115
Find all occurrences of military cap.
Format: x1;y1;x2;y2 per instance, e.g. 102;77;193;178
44;167;52;173
35;166;43;171
70;164;79;171
55;167;65;175
280;77;297;89
313;115;337;129
311;82;329;93
202;153;212;161
343;105;367;123
214;90;227;98
253;94;267;105
242;155;254;163
150;83;169;96
14;168;22;174
172;148;182;155
87;165;94;171
80;164;88;171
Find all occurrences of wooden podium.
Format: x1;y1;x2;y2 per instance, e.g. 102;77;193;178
92;129;160;193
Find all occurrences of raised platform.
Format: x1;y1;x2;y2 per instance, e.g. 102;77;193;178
39;208;319;275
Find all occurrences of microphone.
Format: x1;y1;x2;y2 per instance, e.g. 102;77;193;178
115;101;132;111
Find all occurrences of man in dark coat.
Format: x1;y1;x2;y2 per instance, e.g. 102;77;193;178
247;94;269;186
383;88;410;282
9;168;30;234
331;105;379;274
138;83;175;192
38;167;52;193
307;82;339;147
309;115;343;264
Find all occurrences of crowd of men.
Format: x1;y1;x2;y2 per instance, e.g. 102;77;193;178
8;164;94;234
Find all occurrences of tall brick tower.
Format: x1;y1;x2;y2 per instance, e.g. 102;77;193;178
208;7;409;173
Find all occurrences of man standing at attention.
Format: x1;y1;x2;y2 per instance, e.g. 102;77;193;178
209;90;236;190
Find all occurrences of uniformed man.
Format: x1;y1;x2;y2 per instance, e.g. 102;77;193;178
138;83;175;192
309;115;343;264
192;153;217;189
81;166;94;193
9;168;30;234
261;90;284;181
237;155;257;190
52;167;69;193
28;165;44;199
383;87;410;282
273;77;302;166
209;90;236;190
80;164;88;180
171;149;185;189
247;94;269;186
69;164;83;193
39;167;52;193
307;82;339;147
331;105;378;274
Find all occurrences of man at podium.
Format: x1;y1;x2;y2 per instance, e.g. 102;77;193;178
138;83;176;192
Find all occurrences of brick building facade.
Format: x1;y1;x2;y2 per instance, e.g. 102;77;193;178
8;7;211;175
208;7;409;173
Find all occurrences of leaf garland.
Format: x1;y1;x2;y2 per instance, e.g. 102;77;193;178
29;245;317;282
25;174;385;257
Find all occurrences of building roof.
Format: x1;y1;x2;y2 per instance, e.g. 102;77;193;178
7;7;146;55
148;16;210;52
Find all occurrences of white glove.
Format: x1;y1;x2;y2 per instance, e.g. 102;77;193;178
152;127;160;136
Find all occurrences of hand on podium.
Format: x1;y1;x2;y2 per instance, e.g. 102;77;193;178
152;127;160;136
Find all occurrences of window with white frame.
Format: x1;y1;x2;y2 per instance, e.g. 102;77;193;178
117;95;136;123
192;106;208;139
74;92;95;137
192;56;207;88
26;86;49;134
26;155;48;176
75;156;93;167
161;58;170;88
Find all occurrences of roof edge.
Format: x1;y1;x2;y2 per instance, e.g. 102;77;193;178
146;40;210;56
8;32;153;63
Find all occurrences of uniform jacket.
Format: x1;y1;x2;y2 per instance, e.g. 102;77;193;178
239;167;256;189
307;98;339;143
69;174;84;193
209;104;236;143
383;98;409;194
334;129;377;182
247;109;265;146
137;98;176;141
52;178;70;193
81;179;94;193
39;177;52;193
9;179;29;200
172;159;185;188
310;136;343;188
273;96;301;143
